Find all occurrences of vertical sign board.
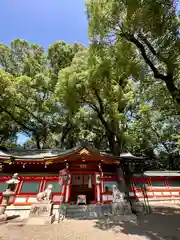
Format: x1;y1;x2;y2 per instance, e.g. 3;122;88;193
59;169;70;185
59;169;70;203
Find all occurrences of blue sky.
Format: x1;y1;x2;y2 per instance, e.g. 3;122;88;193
0;0;88;145
0;0;88;49
1;1;179;145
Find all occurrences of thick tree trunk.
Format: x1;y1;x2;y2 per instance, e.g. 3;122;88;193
165;77;180;105
168;155;175;170
106;131;122;156
35;135;41;149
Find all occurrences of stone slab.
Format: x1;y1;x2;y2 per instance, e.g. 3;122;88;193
29;203;53;218
111;202;132;215
110;214;137;222
26;214;55;225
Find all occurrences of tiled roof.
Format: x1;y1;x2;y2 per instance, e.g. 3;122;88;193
0;144;144;161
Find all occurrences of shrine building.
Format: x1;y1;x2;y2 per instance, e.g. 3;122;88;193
0;145;180;210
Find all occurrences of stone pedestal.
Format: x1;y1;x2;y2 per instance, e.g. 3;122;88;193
111;201;132;215
110;184;137;223
27;202;55;225
0;204;9;222
0;212;7;222
109;201;137;223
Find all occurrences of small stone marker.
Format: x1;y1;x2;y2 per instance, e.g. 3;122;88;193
27;203;55;225
29;202;53;218
27;184;55;225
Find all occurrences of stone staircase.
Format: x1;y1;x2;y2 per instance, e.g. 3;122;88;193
63;203;137;222
65;205;96;219
65;204;112;220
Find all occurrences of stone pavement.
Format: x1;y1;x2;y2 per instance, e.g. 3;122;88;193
0;219;139;240
0;211;180;240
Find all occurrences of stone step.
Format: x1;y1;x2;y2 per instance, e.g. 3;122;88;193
66;212;89;217
65;204;112;218
66;205;88;214
67;205;87;209
110;214;137;222
65;210;102;219
66;213;97;220
66;209;87;213
66;216;96;220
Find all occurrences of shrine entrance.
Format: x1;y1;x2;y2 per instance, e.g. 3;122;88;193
70;173;95;204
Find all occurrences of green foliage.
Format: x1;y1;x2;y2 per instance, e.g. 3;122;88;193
0;31;179;169
55;45;134;154
86;0;180;106
0;39;84;149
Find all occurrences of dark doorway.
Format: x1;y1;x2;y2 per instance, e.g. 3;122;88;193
70;174;95;204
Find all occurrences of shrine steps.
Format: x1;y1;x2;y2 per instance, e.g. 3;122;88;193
65;204;104;220
64;204;137;222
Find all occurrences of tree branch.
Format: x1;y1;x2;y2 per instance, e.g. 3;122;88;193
120;32;180;105
122;33;167;80
138;33;173;71
0;106;34;133
92;88;104;114
14;104;46;127
60;121;73;147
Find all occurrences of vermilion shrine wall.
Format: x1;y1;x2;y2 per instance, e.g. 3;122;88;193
1;174;180;206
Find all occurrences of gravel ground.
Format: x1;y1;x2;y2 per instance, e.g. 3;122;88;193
0;212;180;240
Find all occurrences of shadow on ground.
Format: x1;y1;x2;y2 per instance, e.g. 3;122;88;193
93;206;180;240
7;215;20;221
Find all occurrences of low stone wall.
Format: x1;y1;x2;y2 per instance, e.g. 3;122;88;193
65;204;112;219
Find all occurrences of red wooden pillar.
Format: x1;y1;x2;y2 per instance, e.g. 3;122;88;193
96;165;102;204
98;163;103;203
65;173;71;203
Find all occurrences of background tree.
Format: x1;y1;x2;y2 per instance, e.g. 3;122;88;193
0;39;84;148
0;35;179;170
86;0;180;106
55;43;139;155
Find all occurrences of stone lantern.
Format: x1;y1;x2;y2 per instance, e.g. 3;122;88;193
0;173;19;222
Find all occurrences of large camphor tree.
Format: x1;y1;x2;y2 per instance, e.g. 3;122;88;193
86;0;180;106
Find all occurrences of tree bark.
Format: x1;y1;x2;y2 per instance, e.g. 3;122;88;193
35;135;41;149
164;77;180;105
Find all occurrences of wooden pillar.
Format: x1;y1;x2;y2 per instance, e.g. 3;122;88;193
65;173;71;203
60;184;66;203
96;183;100;203
96;171;101;204
98;163;103;203
65;163;70;203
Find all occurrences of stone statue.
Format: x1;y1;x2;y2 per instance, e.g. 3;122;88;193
112;185;125;203
111;185;132;215
7;173;19;184
36;184;53;203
